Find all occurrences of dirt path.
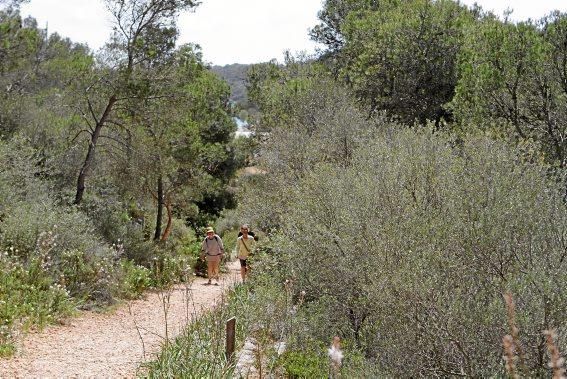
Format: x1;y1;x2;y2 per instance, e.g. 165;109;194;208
0;260;241;378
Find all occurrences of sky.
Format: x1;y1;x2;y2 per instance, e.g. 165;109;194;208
18;0;567;66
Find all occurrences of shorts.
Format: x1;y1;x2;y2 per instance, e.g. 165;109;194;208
206;254;222;263
239;259;247;268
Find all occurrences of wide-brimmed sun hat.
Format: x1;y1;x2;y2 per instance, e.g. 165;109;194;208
205;227;215;234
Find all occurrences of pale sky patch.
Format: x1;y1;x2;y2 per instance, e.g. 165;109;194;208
178;0;323;65
19;0;567;66
460;0;567;21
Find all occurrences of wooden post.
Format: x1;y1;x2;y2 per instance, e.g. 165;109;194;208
226;317;236;362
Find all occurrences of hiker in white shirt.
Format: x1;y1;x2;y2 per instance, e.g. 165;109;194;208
235;224;255;283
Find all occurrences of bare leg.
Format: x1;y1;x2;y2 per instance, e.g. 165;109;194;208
240;267;246;282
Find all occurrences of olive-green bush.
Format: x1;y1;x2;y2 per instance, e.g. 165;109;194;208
238;126;567;376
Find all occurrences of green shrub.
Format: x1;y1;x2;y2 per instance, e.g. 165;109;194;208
119;218;197;286
148;250;192;287
215;209;243;237
78;191;128;243
190;241;208;277
168;218;198;257
0;202;101;262
52;249;117;306
118;259;152;299
121;224;156;265
0;252;76;355
280;350;328;379
237;126;567;376
0;140;103;262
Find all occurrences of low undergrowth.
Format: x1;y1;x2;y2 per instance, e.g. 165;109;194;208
144;257;377;378
0;233;197;356
0;252;76;357
142;287;240;378
0;244;195;356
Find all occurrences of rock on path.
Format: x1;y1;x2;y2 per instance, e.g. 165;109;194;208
0;260;241;378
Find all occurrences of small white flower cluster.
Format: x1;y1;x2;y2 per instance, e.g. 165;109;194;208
328;336;343;377
35;227;60;271
1;249;10;261
36;228;58;255
111;239;124;258
1;248;23;271
40;252;53;270
0;324;15;343
48;282;70;296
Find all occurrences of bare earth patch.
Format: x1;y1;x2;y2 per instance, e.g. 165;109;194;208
0;260;241;378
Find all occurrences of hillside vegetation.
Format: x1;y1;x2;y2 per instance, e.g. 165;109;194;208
212;63;258;122
0;0;249;355
211;64;249;105
149;0;567;377
1;0;567;376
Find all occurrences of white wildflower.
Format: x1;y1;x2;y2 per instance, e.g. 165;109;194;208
328;336;343;375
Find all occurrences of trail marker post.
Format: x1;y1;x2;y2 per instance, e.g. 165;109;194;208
226;317;236;362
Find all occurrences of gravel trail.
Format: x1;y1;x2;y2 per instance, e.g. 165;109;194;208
0;260;241;378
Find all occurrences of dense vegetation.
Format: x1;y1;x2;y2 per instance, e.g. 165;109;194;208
2;0;567;377
0;0;250;355
148;0;567;377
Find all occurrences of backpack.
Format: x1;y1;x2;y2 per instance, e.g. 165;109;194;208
203;234;226;252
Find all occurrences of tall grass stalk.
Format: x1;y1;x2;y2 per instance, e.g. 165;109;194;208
503;292;527;375
544;330;566;379
502;335;518;379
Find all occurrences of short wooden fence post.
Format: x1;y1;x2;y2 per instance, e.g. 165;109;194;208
226;317;236;362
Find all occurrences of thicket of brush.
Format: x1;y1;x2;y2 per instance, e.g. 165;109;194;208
146;79;567;376
234;84;567;375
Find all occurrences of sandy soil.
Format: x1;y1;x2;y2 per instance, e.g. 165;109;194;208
0;260;241;378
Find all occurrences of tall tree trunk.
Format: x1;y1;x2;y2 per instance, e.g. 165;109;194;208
74;95;117;205
154;175;164;241
160;194;173;242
